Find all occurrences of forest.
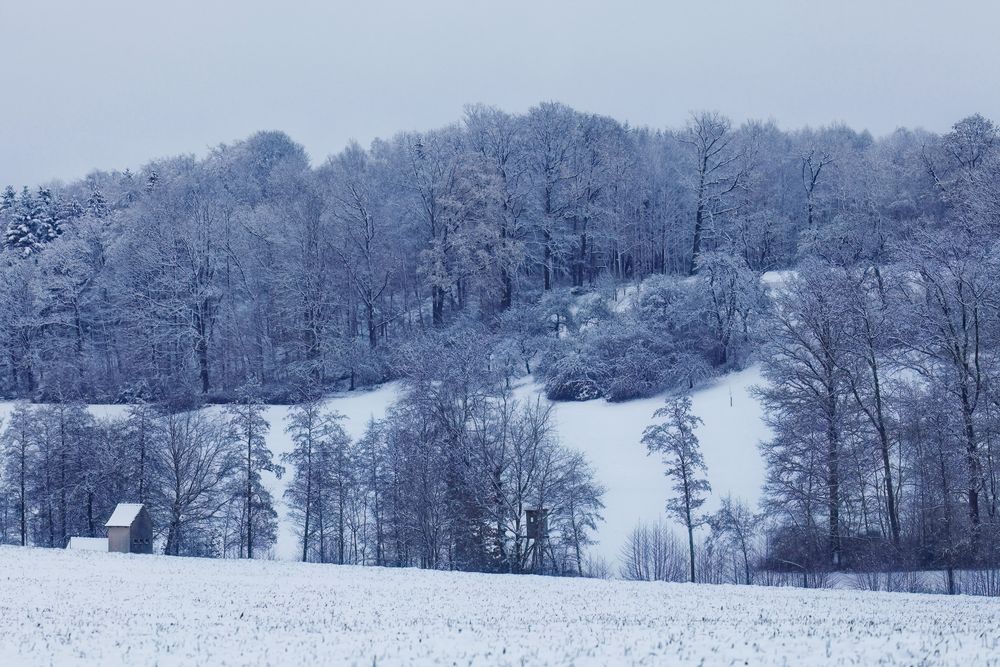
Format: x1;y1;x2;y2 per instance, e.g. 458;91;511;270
1;104;999;588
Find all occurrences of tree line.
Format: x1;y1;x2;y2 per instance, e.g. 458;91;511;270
0;103;948;404
619;113;1000;593
0;331;603;575
755;114;1000;589
0;386;286;558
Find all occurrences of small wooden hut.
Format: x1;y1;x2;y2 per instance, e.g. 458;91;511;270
105;503;153;554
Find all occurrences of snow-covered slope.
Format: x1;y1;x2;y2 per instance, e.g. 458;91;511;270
1;546;995;666
0;368;767;565
518;365;767;565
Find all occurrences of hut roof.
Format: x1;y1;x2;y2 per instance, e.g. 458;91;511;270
67;537;109;551
105;503;145;528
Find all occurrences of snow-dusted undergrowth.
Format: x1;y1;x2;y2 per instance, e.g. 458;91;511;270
2;546;997;666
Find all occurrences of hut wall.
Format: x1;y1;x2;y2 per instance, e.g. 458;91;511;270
108;527;130;553
131;510;153;554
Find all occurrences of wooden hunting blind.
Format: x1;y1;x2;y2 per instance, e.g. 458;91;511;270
526;508;549;540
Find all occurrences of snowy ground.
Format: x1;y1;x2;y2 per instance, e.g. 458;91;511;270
2;546;997;666
0;367;767;565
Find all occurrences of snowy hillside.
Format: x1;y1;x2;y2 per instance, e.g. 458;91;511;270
2;546;996;666
265;368;769;565
0;367;766;566
516;365;767;564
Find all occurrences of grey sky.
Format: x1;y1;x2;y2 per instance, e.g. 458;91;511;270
1;0;997;186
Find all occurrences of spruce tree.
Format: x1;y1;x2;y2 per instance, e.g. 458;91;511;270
4;187;38;255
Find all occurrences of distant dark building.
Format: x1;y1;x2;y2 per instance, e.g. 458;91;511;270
105;503;153;554
525;508;551;573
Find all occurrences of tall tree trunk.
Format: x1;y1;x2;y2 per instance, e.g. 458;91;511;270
691;167;707;275
18;444;26;546
432;285;445;326
246;437;254;559
195;309;210;394
870;367;900;547
686;515;696;583
827;415;841;568
960;386;982;553
302;444;312;562
86;492;94;537
855;347;901;547
367;301;377;348
543;230;552;291
501;269;512;311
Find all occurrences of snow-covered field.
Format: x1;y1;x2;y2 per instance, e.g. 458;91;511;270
0;366;767;565
2;546;997;666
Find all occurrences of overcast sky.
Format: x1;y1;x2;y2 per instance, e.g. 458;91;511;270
2;0;997;186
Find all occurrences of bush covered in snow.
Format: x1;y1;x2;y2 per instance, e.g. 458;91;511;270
534;262;762;402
